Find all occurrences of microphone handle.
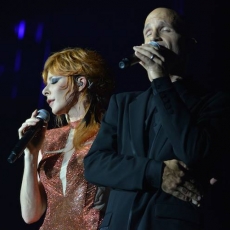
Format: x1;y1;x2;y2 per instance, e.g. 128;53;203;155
7;119;43;163
119;41;160;69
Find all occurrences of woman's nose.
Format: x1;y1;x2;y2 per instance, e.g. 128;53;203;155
42;85;49;96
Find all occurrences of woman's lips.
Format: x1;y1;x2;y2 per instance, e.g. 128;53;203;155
47;99;54;106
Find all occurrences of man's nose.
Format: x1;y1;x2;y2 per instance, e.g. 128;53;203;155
151;31;161;41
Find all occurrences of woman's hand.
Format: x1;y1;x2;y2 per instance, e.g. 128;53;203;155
18;109;47;154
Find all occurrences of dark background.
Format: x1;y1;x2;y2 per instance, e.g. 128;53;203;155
0;0;229;229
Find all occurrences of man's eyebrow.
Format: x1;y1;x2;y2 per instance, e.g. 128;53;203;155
143;24;151;33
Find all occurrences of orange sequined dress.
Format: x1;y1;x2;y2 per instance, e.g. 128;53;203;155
38;122;101;230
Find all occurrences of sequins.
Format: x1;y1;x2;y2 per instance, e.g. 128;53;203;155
38;125;101;230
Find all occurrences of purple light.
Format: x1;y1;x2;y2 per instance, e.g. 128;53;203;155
35;23;44;43
17;20;26;40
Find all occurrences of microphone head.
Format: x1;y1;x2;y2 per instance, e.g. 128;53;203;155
149;41;160;48
36;109;50;123
119;54;140;69
119;58;131;69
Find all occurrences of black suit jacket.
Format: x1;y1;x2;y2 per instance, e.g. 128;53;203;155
84;77;230;230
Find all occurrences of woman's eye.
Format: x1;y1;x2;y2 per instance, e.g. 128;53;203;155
51;77;60;84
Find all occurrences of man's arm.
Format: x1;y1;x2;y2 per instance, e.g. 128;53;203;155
84;94;164;191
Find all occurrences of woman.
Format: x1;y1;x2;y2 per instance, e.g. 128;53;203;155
19;47;114;230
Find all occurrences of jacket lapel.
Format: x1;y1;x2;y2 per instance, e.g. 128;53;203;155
129;88;152;156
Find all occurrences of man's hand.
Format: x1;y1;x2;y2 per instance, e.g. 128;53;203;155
162;160;202;206
133;44;182;82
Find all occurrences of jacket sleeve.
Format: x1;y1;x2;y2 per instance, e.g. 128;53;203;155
151;77;230;167
84;94;163;191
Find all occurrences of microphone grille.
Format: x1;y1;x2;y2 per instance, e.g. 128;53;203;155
149;41;160;48
36;109;50;123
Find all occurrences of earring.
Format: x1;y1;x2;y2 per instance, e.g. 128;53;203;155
191;38;198;44
77;81;83;87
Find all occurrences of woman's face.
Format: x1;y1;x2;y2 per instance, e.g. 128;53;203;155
42;72;77;115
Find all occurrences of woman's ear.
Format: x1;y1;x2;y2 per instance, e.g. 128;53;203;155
75;76;87;91
186;37;198;54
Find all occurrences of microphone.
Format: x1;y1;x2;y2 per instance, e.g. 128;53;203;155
119;41;160;69
7;109;50;164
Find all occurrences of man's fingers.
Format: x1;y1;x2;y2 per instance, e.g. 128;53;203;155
178;161;189;170
171;188;201;207
177;185;202;202
171;190;188;202
162;164;202;206
183;181;197;192
183;181;202;195
191;199;200;207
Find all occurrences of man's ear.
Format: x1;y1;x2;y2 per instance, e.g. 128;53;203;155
75;76;87;91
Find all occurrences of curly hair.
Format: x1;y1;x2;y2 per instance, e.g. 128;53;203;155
42;47;115;150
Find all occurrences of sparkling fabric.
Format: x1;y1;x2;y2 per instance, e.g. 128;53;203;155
38;123;101;230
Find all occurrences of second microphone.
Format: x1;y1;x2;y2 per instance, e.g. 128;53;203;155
119;41;160;69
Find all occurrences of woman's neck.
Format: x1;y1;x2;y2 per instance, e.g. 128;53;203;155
67;101;86;123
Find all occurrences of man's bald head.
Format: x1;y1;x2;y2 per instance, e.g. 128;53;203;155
145;7;187;36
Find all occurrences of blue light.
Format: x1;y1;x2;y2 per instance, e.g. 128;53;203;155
16;20;26;40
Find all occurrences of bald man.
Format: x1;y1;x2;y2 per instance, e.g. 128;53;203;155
84;7;230;230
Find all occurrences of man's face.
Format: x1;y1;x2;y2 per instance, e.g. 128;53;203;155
143;8;185;57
